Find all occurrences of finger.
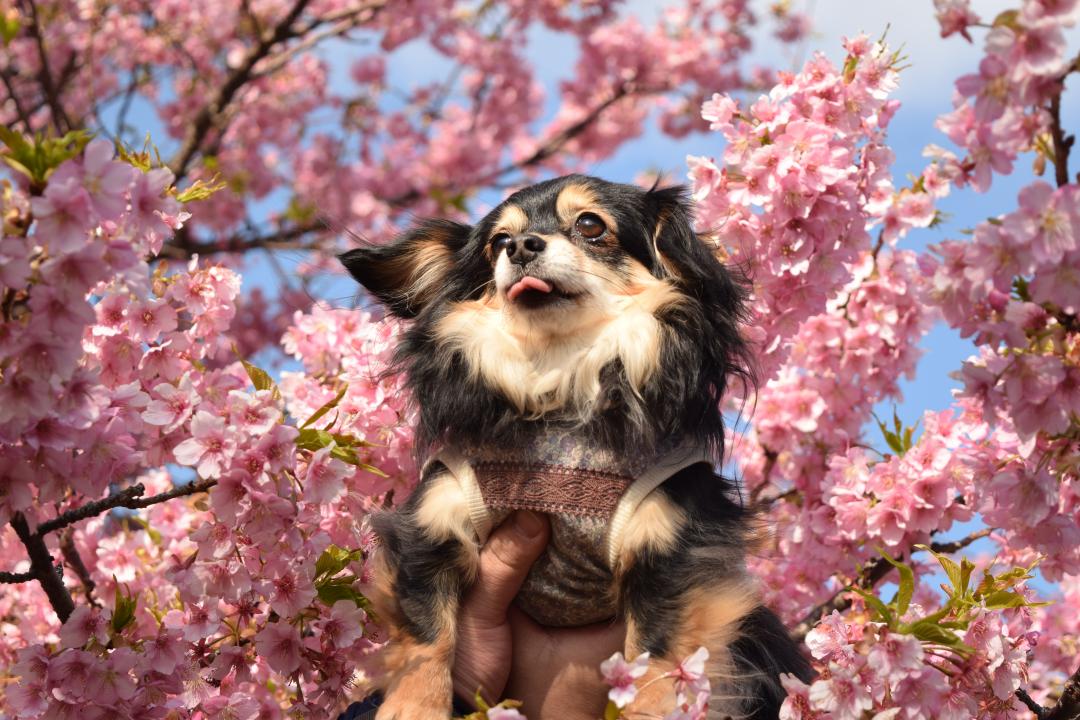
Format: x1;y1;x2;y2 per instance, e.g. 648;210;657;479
508;605;626;664
462;510;549;628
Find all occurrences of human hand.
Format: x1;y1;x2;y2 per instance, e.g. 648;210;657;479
452;511;625;720
452;510;550;707
504;607;625;720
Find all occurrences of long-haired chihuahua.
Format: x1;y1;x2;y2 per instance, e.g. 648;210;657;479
340;175;811;719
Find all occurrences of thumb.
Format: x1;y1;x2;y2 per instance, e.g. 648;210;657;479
464;510;550;628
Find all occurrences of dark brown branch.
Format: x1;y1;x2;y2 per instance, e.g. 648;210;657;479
1018;688;1048;719
1;69;34;131
790;556;891;642
790;527;999;643
1049;92;1074;189
21;0;72;133
59;528;98;606
123;478;217;509
489;85;632;179
1019;665;1080;720
162;219;326;258
928;527;993;554
10;512;75;623
35;479;218;536
0;569;35;583
35;484;147;536
749;448;779;503
1046;665;1080;720
167;0;315;181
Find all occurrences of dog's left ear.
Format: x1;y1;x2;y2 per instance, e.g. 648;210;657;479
339;219;471;318
645;185;729;292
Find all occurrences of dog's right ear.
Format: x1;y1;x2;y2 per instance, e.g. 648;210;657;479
339;219;471;318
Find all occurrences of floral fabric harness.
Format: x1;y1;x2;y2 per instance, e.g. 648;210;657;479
427;434;710;626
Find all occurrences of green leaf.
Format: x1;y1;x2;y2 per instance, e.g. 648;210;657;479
981;590;1029;610
316;578;365;607
115;133;165;173
605;700;624;720
917;544;962;598
301;385;348;429
174;175;227;203
853;587;894;625
907;620;972;654
358;462;388;478
992;9;1019;28
315;545;363;579
959;556;976;599
879;549;915;617
241;359;275;392
0;12;20;47
111;582;138;634
295;428;384;472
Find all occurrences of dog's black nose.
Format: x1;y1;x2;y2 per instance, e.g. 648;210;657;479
506;235;546;266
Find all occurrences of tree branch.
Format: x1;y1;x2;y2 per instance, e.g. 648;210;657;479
1047;665;1080;720
162;219;327;258
167;0;315;182
249;5;384;81
488;85;632;180
59;528;98;606
123;478;217;509
0;569;35;583
10;512;75;623
21;0;72;133
1049;91;1074;189
35;484;147;536
790;556;891;642
1;69;34;131
1018;665;1080;720
928;527;993;554
790;527;999;643
35;479;219;536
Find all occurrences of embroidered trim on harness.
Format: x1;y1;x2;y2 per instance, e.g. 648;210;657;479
474;462;632;517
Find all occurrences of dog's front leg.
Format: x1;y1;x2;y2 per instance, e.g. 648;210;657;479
613;468;811;720
372;469;480;720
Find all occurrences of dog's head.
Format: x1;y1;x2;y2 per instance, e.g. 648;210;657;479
340;175;752;455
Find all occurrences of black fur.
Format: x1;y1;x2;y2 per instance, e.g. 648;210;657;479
340;175;811;719
339;175;753;460
619;462;813;718
371;463;469;645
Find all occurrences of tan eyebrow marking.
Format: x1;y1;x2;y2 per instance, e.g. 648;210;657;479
490;204;528;237
556;183;618;234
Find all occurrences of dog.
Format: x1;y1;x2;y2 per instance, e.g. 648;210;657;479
339;175;811;719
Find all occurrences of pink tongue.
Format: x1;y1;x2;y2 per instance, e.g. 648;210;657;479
507;276;553;301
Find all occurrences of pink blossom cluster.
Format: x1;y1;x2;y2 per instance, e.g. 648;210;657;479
731;248;933;620
0;139;183;520
932;0;1079;192
689;9;1078;715
781;609;1033;720
0;143;406;716
916;0;1080;578
601;647;711;720
689;34;934;378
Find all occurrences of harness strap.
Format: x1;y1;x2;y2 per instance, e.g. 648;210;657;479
424;448;493;544
425;445;713;564
605;446;713;570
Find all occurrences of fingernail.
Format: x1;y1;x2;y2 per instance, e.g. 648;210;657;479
512;510;544;538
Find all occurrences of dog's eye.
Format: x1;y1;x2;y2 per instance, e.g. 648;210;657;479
490;233;513;253
574;213;606;240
